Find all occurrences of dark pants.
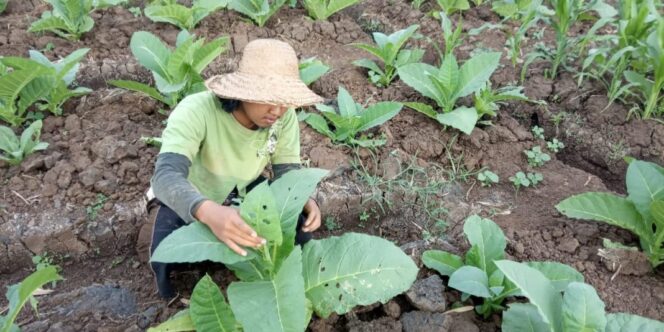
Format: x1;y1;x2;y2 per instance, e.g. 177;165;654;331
149;180;312;299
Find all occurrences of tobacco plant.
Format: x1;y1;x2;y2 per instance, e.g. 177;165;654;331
473;84;529;120
151;168;419;331
299;57;330;86
303;86;403;147
145;0;227;30
109;30;229;109
397;52;502;134
436;0;469;16
423;215;583;318
496;260;664;331
0;48;91;126
0;120;49;166
28;0;128;40
1;265;62;332
229;0;286;27
303;0;361;20
352;24;423;88
556;159;664;267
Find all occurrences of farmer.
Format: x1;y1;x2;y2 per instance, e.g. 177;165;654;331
136;39;325;299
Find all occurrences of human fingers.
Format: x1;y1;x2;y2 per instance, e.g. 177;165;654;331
303;210;321;232
222;238;247;257
228;228;265;247
228;213;264;245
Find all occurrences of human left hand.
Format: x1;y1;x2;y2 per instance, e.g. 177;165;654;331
302;198;321;232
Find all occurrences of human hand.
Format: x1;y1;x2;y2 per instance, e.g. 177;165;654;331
302;198;321;232
195;200;265;256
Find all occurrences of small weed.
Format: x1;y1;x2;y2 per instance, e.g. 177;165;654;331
32;253;54;271
477;170;499;187
86;193;108;221
128;6;142;17
524;146;551;167
359;210;371;223
41;42;55;52
110;256;125;268
510;171;531;190
547;138;565;153
608;140;628;162
551;112;566;131
526;172;543;186
324;216;340;231
531;125;545;140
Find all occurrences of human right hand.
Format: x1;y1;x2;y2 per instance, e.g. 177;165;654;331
194;200;265;256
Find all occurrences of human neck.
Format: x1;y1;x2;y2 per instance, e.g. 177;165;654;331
232;104;258;130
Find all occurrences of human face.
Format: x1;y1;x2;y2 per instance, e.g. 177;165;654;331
234;101;289;129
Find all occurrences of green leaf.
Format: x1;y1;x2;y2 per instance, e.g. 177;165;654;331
463;215;506;274
357;102;402;132
562;282;607;332
0;126;19;155
336;86;358;117
606;313;664;332
352;59;385;77
190;275;238;332
448;265;492;298
398;62;445;103
320;0;361;19
28;15;73;38
457;52;502;98
2;266;62;332
147;309;195;332
525;262;584;293
145;4;194;30
19;120;46;155
352;44;386;63
240;181;283;245
502;303;550;332
626;160;664;220
150;222;255;264
436;106;479;135
107;80;171;106
404;102;439;119
556;192;649;241
303;233;418;318
303;112;335;139
299;57;330;86
228;247;306;332
422;250;463;276
130;31;172;80
495;260;562;331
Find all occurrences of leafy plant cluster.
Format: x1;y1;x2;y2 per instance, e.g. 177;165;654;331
510;171;543;191
109;30;229;110
0;48;91;127
150;169;419;331
145;0;227;30
524;146;551;167
557;159;664;267
0;120;49;166
477;170;499;187
29;0;128;40
302;86;403;147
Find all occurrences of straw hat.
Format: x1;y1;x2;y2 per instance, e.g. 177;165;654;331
205;39;324;107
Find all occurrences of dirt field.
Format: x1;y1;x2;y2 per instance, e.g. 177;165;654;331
1;0;663;331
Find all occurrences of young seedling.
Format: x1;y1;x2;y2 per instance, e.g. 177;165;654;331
303;86;403;147
473;83;529;121
109;30;229;110
422;215;584;318
150;169;419;331
477;170;499;187
302;0;361;20
352;24;423;88
526;172;543;186
510;171;530;192
28;0;128;40
557;159;664;267
145;0;226;30
0;121;49;166
547;138;565;152
229;0;287;27
531;125;544;139
398;51;503;135
524;146;550;167
496;260;664;331
298;57;330;86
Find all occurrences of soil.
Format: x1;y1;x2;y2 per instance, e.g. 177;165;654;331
1;0;664;331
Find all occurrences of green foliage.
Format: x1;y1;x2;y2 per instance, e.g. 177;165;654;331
477;170;499;187
302;86;403;147
556;160;664;267
298;57;330;86
109;30;229;109
531;125;544;139
0;120;48;166
398;52;502;135
510;171;542;191
229;0;286;27
151;168;418;331
145;0;227;30
1;266;63;332
0;48;91;126
352;24;423;88
28;0;128;40
547;138;565;152
625;17;664;119
423;215;583;318
473;84;529;120
496;260;664;332
524;146;550;167
502;0;553;67
0;0;7;14
436;0;469;16
303;0;361;20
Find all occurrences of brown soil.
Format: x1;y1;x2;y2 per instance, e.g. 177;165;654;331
1;0;663;331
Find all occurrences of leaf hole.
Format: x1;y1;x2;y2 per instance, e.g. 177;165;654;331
320;266;326;272
262;205;267;210
335;282;340;288
324;283;329;287
262;219;269;224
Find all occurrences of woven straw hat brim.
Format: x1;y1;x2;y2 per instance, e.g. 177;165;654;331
205;72;324;107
